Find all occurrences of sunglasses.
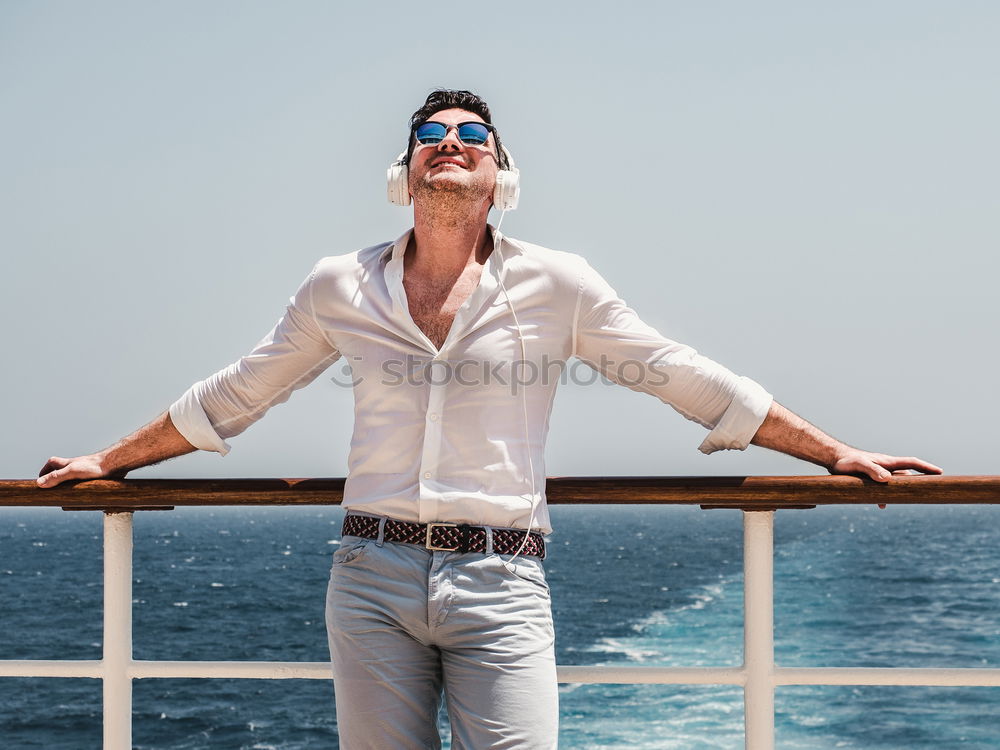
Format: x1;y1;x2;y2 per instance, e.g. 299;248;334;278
413;121;495;146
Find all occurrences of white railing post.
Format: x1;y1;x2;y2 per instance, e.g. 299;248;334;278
743;510;775;750
103;511;133;750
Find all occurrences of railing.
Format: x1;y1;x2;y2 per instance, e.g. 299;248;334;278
2;475;999;749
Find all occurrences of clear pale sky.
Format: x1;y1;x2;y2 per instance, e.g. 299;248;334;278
2;1;997;482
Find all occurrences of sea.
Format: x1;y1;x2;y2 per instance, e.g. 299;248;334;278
2;504;999;749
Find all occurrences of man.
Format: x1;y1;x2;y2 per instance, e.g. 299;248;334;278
38;89;941;748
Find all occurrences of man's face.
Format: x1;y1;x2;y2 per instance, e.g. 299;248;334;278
407;108;500;205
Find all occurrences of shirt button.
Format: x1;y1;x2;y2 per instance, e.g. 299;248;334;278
423;472;431;479
429;413;439;422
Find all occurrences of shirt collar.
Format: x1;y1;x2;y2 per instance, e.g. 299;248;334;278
377;230;409;265
381;224;520;337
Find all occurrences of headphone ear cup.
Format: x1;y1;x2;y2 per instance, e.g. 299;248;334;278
493;167;520;211
493;145;520;211
387;153;410;206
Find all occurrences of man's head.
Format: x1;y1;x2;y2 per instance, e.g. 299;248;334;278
404;89;509;170
404;89;509;210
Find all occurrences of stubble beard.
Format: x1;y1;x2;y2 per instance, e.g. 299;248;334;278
411;171;494;227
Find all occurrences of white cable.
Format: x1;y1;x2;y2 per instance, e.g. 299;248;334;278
492;210;540;570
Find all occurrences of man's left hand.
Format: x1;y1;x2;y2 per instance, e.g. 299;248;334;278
828;451;943;483
829;451;943;509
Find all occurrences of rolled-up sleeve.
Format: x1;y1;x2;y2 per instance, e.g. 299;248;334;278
572;259;772;453
168;265;342;455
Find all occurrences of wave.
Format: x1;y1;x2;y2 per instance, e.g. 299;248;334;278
582;577;742;666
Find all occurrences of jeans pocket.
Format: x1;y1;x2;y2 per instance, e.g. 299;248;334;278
332;537;372;567
494;554;550;594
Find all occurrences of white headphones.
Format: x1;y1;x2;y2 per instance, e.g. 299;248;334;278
387;144;520;211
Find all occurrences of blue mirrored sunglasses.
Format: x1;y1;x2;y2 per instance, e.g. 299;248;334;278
413;121;495;146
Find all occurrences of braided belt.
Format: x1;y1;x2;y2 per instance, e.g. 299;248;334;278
342;514;546;559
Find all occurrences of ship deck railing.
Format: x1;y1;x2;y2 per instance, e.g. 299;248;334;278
2;475;999;750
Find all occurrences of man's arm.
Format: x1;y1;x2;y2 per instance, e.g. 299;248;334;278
37;411;197;488
751;401;942;482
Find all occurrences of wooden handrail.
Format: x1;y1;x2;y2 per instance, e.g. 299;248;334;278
0;475;997;511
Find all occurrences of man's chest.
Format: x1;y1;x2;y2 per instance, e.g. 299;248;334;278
403;267;484;350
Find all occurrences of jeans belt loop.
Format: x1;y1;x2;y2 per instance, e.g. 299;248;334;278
376;516;387;547
484;526;494;555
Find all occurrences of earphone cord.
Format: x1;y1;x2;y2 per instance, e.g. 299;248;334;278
492;210;540;570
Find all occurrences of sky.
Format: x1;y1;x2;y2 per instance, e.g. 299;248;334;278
1;1;997;485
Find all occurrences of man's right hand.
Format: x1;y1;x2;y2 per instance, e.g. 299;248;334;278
37;453;115;488
36;411;198;489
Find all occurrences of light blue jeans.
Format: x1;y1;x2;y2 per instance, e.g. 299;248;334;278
326;528;558;749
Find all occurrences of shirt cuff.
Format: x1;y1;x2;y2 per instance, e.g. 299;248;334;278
698;377;773;454
168;383;232;456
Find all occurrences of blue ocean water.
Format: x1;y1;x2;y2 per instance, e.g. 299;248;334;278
2;504;999;748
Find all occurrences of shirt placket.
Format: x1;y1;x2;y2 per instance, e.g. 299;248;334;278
383;234;448;522
417;368;446;523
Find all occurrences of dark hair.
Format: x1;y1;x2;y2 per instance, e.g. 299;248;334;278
404;88;509;170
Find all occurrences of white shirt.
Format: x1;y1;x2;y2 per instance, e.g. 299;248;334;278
169;228;773;533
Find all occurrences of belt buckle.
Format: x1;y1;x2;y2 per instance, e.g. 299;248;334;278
425;522;460;551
